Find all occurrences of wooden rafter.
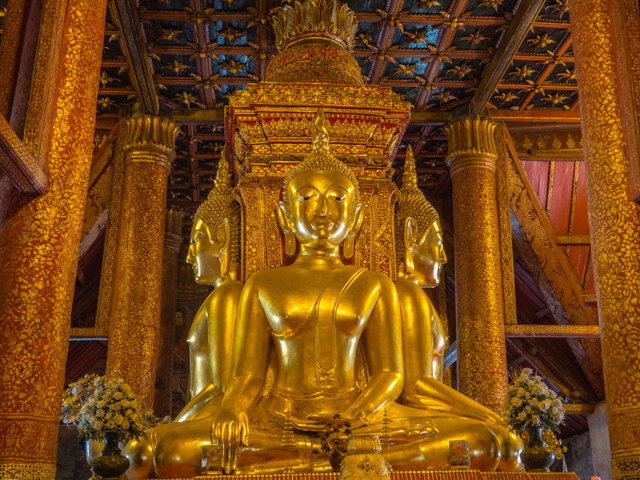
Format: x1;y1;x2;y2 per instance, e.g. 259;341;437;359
191;0;216;109
470;0;546;114
110;0;159;114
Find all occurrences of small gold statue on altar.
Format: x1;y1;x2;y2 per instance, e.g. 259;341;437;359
124;111;522;478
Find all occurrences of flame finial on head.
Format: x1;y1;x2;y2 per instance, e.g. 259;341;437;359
402;145;418;190
397;144;440;243
312;109;330;151
215;148;232;188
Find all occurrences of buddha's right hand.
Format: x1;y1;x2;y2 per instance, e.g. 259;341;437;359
211;408;249;474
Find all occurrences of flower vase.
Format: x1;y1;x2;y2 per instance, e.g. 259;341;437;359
521;426;556;472
91;431;130;479
84;439;104;480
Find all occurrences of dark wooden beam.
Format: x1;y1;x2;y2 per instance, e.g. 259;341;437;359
192;0;217;109
169;108;452;127
469;0;546;114
0;115;47;195
489;109;581;123
170;109;224;124
110;0;159;114
409;111;452;126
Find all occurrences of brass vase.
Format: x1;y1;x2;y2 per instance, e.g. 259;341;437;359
84;438;104;480
91;431;130;479
521;426;556;472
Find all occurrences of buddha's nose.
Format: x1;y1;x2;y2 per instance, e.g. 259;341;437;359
186;245;195;264
315;194;329;216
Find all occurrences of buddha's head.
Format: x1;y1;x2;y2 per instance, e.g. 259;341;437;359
186;149;241;285
396;145;447;287
276;110;363;257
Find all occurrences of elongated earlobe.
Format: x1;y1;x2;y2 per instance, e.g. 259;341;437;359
343;235;356;259
217;218;231;277
403;217;418;276
343;204;364;259
275;201;297;256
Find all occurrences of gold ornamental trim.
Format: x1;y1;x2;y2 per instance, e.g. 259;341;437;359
445;116;499;173
123;115;179;172
0;463;55;480
504;324;601;338
271;0;358;51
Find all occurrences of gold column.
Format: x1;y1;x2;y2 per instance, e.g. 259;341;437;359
0;0;107;477
106;115;179;407
570;0;640;476
153;206;185;417
445;115;508;412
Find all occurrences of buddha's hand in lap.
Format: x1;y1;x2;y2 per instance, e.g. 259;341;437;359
307;408;366;429
211;408;250;474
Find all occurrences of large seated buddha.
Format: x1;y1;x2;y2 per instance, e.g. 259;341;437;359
124;112;522;478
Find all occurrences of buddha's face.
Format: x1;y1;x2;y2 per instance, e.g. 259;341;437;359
186;216;224;284
287;170;356;251
413;222;447;287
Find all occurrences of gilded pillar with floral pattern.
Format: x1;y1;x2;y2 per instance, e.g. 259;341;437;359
0;0;108;477
570;0;640;477
105;115;179;407
445;115;508;413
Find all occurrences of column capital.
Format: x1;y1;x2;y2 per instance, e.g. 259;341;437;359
165;205;185;236
445;115;499;173
123;115;180;172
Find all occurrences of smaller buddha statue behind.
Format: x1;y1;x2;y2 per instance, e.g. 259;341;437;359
176;150;243;423
394;146;522;470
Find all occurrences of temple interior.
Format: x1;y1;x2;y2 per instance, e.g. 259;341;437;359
0;0;638;479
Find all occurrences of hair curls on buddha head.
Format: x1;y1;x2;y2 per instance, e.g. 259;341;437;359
194;149;241;265
395;145;440;261
282;109;359;216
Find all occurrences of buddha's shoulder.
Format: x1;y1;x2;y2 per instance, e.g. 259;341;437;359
243;266;295;285
350;266;395;288
395;278;435;309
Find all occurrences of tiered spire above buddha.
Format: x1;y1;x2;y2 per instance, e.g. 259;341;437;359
264;0;363;85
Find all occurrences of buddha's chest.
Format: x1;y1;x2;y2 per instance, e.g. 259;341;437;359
258;269;377;340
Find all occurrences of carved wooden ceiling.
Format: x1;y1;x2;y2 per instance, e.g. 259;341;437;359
95;0;576;218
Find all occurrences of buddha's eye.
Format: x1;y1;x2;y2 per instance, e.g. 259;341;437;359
295;187;317;201
332;195;347;202
191;231;203;244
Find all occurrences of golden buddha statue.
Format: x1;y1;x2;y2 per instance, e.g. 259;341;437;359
124;112;521;478
175;150;243;422
394;146;523;470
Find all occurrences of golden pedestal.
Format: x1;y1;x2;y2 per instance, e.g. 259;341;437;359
134;471;579;480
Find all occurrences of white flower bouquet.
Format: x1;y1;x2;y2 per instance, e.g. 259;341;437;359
62;374;153;442
503;368;565;434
